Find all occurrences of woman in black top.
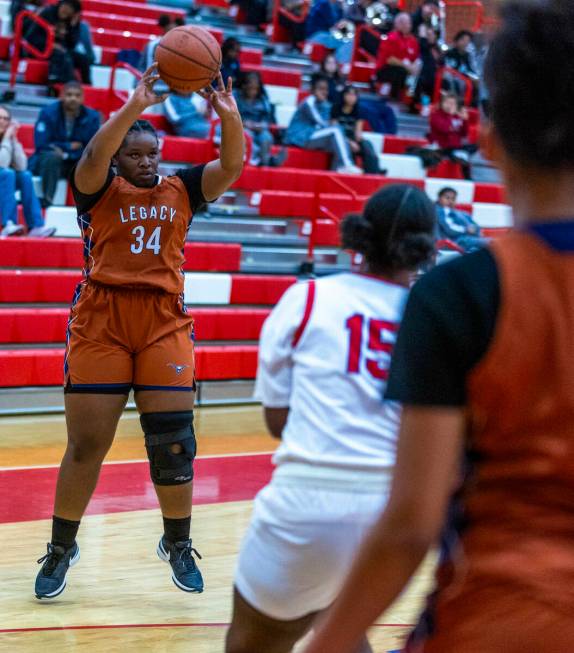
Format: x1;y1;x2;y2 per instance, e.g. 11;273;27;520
331;85;381;174
320;53;346;104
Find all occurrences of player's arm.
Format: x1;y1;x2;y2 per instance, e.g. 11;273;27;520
303;407;464;653
263;408;289;439
197;74;245;201
254;282;311;439
74;65;168;194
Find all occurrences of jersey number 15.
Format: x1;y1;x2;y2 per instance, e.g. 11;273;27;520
131;226;161;255
345;314;398;380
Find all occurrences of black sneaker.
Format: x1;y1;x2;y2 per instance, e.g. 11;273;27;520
157;537;204;593
35;542;80;600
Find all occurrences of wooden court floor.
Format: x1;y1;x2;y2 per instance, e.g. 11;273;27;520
0;406;434;652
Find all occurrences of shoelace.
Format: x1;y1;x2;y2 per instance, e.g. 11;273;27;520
174;540;202;566
37;544;64;577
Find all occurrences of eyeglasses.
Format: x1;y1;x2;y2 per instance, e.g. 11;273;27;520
0;116;10;121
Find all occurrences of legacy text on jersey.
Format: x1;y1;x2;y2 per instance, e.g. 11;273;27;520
119;204;178;224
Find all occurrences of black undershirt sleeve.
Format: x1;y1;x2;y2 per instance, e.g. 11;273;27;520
70;166;115;214
385;249;500;406
175;164;208;214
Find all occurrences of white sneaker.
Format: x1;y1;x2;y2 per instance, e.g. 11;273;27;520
336;165;363;176
28;226;56;238
1;221;25;236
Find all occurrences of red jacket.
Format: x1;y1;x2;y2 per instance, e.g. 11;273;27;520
429;109;469;149
376;31;420;69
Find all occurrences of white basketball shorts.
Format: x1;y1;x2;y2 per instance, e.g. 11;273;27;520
234;466;391;621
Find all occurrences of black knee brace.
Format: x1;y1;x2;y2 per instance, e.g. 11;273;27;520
140;411;196;486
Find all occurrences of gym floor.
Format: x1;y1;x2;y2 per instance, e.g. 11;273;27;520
0;406;434;652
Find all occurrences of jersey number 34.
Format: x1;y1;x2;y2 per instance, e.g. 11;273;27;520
131;226;161;255
346;314;398;380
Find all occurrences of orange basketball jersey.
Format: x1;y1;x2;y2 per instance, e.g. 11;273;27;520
411;231;574;652
75;170;202;294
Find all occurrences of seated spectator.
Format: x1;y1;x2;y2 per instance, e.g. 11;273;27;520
235;72;284;167
24;0;92;86
0;107;54;238
444;29;479;104
232;0;270;26
375;13;421;100
445;30;477;78
29;81;100;208
278;0;308;47
164;91;210;139
358;96;397;134
10;0;42;31
285;73;361;174
331;85;382;174
320;53;346;103
306;0;342;40
305;0;355;62
220;38;241;86
411;0;440;36
436;186;488;252
413;25;443;110
429;92;476;179
140;15;185;95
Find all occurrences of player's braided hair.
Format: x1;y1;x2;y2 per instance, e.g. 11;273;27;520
341;184;436;272
120;120;159;150
485;0;574;169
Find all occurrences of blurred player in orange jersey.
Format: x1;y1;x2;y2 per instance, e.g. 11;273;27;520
34;66;244;599
304;2;574;652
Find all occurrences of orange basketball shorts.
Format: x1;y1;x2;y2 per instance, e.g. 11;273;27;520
64;281;195;394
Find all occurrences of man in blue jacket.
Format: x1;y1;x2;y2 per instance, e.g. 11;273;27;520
436;186;488;252
30;81;100;207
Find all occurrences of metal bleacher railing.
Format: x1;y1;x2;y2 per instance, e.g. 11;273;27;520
10;10;54;90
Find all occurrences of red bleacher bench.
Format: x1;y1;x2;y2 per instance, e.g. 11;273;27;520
230;275;296;305
83;12;162;35
0;239;242;272
0;307;270;343
162;136;216;163
243;64;302;88
0;271;295;305
0;346;259;386
81;0;186;21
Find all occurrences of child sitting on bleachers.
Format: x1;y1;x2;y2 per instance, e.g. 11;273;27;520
163;92;210;139
284;73;361;175
235;72;285;167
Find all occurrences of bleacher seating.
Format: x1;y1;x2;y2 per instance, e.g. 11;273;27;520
0;0;501;411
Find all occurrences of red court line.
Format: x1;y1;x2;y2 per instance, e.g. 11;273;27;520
0;454;274;524
0;623;414;634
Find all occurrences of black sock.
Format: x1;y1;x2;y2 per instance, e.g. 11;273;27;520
163;516;191;545
51;515;80;549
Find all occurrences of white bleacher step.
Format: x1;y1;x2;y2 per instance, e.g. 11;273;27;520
44;206;78;237
472;203;513;229
32;177;68;206
378;154;425;179
266;85;299;108
362;132;384;154
91;65;137;91
275;105;296;129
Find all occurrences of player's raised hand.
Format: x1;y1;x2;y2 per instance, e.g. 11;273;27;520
196;74;239;121
132;64;169;110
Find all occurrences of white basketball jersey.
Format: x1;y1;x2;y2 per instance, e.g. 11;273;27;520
255;272;409;473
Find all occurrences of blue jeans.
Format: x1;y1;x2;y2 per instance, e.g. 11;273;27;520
246;128;273;165
0;169;43;228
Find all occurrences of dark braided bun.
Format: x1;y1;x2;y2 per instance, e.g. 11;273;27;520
341;184;436;272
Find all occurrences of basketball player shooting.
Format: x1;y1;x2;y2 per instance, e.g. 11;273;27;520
34;64;244;599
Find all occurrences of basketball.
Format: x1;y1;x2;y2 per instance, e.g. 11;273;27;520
155;25;221;93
